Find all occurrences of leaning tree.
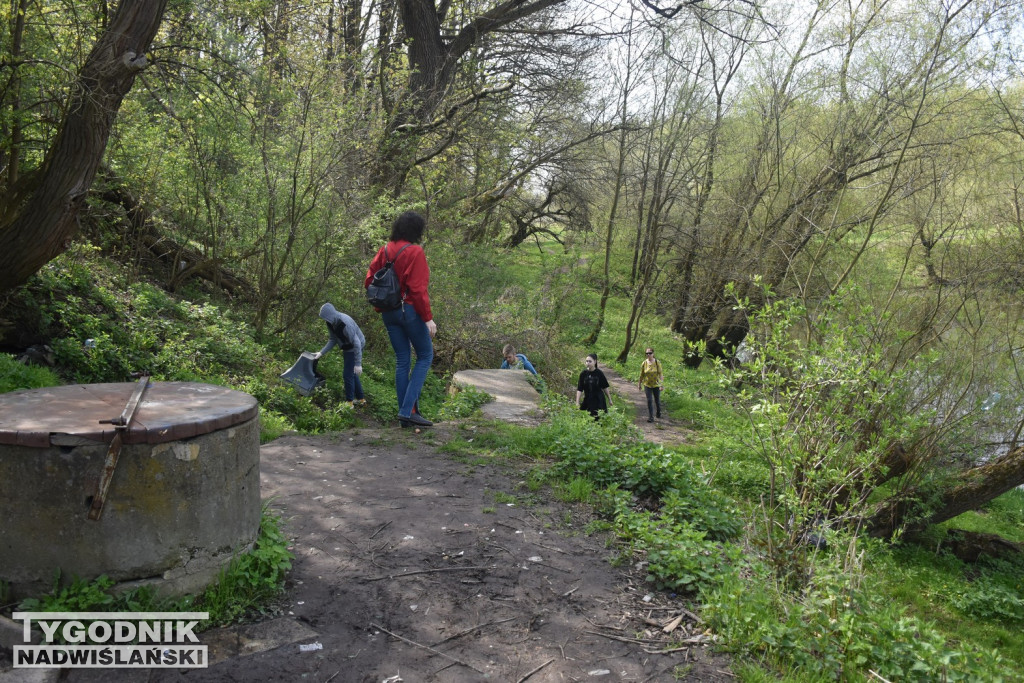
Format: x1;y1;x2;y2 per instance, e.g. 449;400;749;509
0;0;169;295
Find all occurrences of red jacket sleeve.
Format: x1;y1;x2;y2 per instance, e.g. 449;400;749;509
364;241;432;322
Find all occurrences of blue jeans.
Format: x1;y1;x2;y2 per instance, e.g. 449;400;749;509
644;386;661;419
381;303;433;418
342;349;364;402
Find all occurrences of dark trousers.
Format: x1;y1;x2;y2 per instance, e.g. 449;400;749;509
342;349;364;402
644;386;661;419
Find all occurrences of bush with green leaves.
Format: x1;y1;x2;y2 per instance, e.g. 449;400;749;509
242;377;356;435
197;507;294;625
726;282;935;581
613;504;740;594
948;571;1024;624
18;574;120;614
544;404;742;541
702;560;1008;681
537;398;742;594
0;353;61;393
29;251;265;384
660;486;743;542
437;383;494;420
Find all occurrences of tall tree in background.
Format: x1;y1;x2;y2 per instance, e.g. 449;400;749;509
0;0;168;294
667;0;1004;366
583;7;645;347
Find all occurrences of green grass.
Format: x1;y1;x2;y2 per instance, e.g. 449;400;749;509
871;538;1024;672
15;508;292;630
0;353;62;393
8;224;1024;681
557;476;595;503
943;489;1024;543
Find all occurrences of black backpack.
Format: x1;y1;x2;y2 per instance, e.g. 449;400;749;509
366;243;411;311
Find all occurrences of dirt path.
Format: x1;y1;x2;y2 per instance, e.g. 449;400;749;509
54;377;730;683
601;366;694;447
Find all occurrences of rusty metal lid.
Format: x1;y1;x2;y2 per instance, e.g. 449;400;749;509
0;382;259;447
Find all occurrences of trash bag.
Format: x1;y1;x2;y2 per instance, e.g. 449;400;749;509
279;352;325;396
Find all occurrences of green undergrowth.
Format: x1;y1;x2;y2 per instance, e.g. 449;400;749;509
12;508;293;631
5;245;443;440
451;385;1022;681
0;352;62;393
437;383;494;421
6;235;1024;680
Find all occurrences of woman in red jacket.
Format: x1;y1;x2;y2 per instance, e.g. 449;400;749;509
365;211;437;427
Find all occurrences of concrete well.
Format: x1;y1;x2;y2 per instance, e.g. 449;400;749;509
0;382;261;600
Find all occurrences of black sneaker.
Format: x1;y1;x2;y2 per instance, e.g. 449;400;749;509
400;413;433;428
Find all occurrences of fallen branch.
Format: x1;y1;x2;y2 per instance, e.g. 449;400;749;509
369;520;392;540
584;630;662;645
364;565;493;582
517;658;555;683
642;645;690;655
640;634;714;653
370;622;486;674
431;617;517;647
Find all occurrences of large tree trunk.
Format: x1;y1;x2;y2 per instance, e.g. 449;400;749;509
865;444;1024;539
373;0;567;190
0;0;168;295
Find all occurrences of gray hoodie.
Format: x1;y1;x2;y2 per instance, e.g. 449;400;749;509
317;303;365;366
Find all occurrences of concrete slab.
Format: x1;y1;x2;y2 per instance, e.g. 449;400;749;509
451;369;544;425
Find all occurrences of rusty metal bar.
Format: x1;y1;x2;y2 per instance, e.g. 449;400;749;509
88;376;150;520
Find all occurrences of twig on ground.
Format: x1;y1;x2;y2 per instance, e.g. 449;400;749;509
365;566;493;581
370;622;485;674
531;541;568;554
487;542;515;556
584;630;662;645
640;635;712;649
642;645;690;654
662;615;684;633
517;658;555;682
369;520;392;539
431;617;517;647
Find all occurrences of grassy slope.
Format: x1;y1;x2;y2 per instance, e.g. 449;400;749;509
3;234;1023;680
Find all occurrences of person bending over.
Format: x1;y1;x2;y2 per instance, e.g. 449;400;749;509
313;303;366;404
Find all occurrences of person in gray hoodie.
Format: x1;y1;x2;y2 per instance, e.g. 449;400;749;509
313;303;366;403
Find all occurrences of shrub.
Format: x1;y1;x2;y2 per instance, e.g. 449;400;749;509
195;507;294;625
949;574;1024;624
702;560;1009;681
438;384;494;420
0;353;61;393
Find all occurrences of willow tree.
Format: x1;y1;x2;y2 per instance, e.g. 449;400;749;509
0;0;168;294
721;0;1024;544
667;0;1007;366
